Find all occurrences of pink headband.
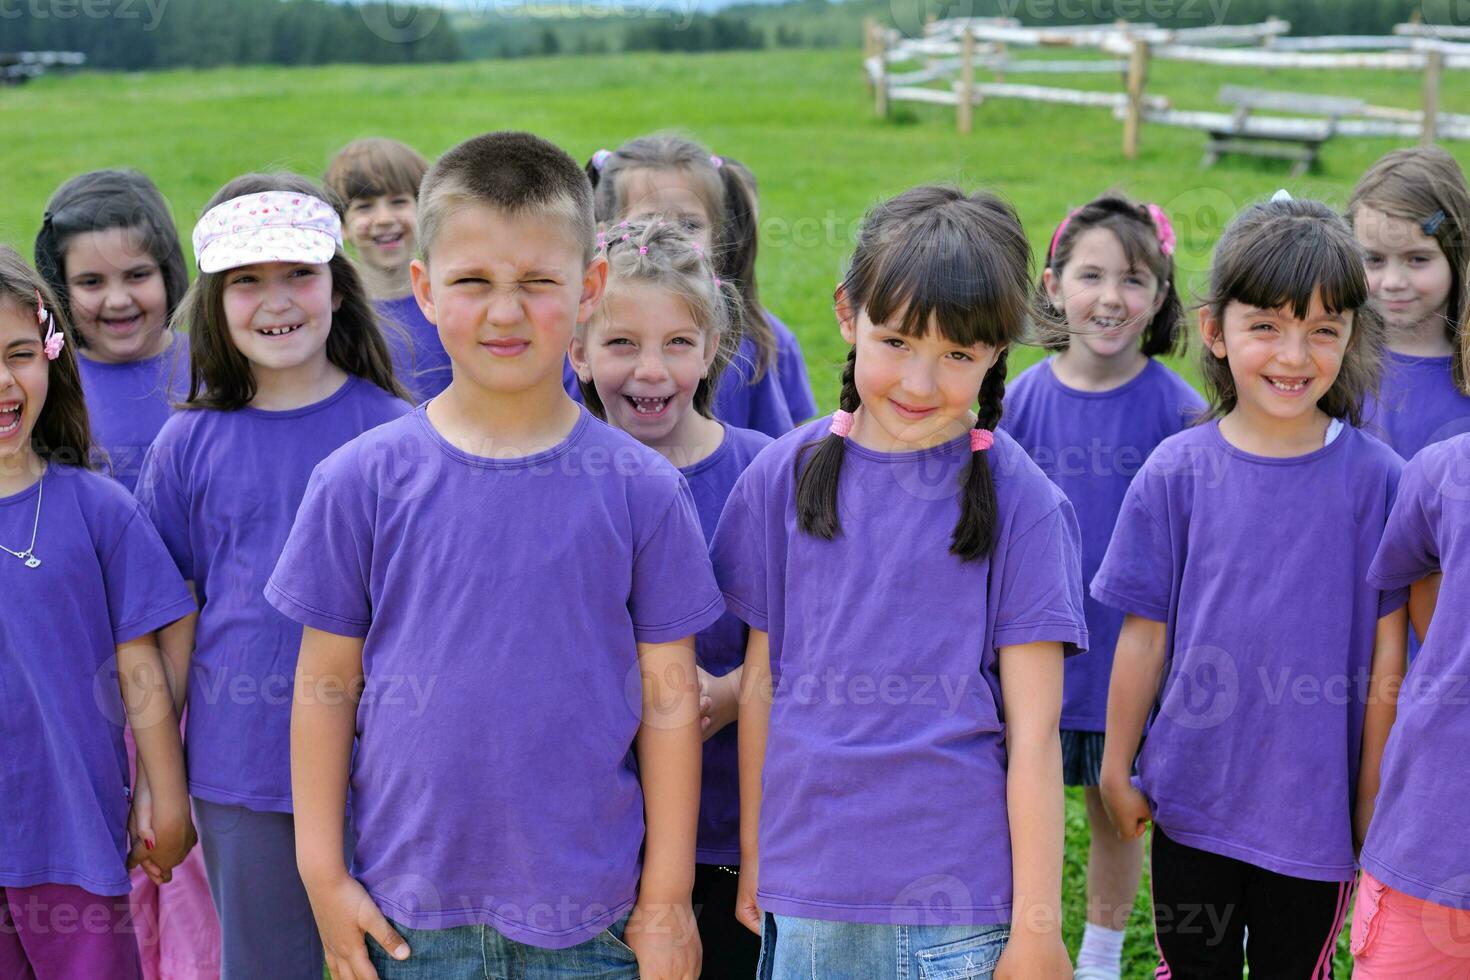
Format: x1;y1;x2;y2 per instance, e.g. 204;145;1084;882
829;410;993;452
36;290;63;360
1048;202;1177;262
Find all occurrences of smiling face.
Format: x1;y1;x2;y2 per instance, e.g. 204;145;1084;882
411;203;604;399
1201;293;1352;427
571;281;717;449
0;297;49;468
618;169;717;250
221;261;339;375
839;296;1003;451
62;226;171;363
344;192;418;276
1046;226;1163;362
1354;205;1454;337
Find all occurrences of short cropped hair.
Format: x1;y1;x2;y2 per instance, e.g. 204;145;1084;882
417;131;595;265
323;137;430;207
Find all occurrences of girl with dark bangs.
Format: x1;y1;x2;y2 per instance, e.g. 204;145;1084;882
1350;146;1470;459
0;246;196;980
711;185;1087;978
1094;196;1407;978
133;174;409;980
1002;193;1203;980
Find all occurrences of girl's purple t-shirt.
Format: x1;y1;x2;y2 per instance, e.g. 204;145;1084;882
134;376;409;813
77;332;191;493
767;313;817;424
1001;358;1204;731
710;419;1088;925
264;405;725;948
1091;421;1407;881
563;333;795;439
1363;350;1470;460
376;295;453;404
1;466;194;895
1363;433;1470;910
680;422;773;864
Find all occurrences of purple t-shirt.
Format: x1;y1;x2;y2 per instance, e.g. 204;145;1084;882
681;422;773;864
264;405;724;947
77;333;191;493
1362;433;1470;910
710;419;1088;925
376;295;453;404
135;376;409;813
768;313;817;424
1001;358;1204;731
1363;350;1470;460
563;332;795;438
1;466;194;895
1091;421;1407;881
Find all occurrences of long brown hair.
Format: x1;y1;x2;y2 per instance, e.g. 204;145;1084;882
173;173;408;410
1200;197;1383;426
0;247;92;469
1349;146;1470;395
796;185;1035;561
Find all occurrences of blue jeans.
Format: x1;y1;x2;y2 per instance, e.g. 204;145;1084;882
366;913;637;979
759;913;1010;980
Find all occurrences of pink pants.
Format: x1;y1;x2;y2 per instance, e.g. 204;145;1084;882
1351;870;1470;978
0;883;141;980
125;726;222;980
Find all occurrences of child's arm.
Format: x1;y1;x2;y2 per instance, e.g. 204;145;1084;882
293;626;409;980
1099;614;1167;840
118;633;193;882
1408;572;1440;645
128;598;197;884
1356;604;1413;850
995;641;1072;980
628;636;703;980
734;629;770;935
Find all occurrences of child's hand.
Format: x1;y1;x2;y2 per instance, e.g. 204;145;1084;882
995;931;1072;980
696;666;740;741
128;776;197;885
734;860;762;935
1099;776;1151;841
624;899;700;980
125;775;161;880
305;872;409;980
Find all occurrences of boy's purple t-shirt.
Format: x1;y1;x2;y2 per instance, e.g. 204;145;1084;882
710;419;1088;925
681;422;773;864
77;332;191;493
1001;358;1204;731
134;377;409;813
1;466;194;895
1362;433;1470;910
1091;421;1406;881
767;313;817;424
1363;350;1470;460
563;334;795;438
376;295;453;404
264;405;724;947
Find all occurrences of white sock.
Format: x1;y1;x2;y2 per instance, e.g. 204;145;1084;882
1075;922;1125;979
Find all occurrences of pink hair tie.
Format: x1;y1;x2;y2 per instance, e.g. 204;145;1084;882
830;410;855;438
970;428;994;452
638;246;648;255
710;155;724;169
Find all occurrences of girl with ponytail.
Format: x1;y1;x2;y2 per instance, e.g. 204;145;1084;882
710;185;1087;979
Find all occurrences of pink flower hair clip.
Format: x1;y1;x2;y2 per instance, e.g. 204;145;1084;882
36;290;64;360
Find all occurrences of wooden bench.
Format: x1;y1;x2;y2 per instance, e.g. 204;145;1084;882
1203;86;1366;176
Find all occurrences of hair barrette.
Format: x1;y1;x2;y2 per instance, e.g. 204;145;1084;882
36;290;64;360
710;155;724;169
592;149;613;171
1423;209;1447;236
1271;189;1294;203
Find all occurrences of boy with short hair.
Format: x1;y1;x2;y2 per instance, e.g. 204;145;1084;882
273;131;719;980
324;137;450;402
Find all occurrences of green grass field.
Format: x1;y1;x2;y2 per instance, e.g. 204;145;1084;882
6;47;1469;977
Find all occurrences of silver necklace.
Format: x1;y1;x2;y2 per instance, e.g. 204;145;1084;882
0;475;44;569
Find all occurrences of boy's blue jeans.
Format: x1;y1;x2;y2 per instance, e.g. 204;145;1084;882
758;912;1010;979
366;913;637;979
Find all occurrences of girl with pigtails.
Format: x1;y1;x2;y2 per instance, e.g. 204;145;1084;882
711;185;1087;980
